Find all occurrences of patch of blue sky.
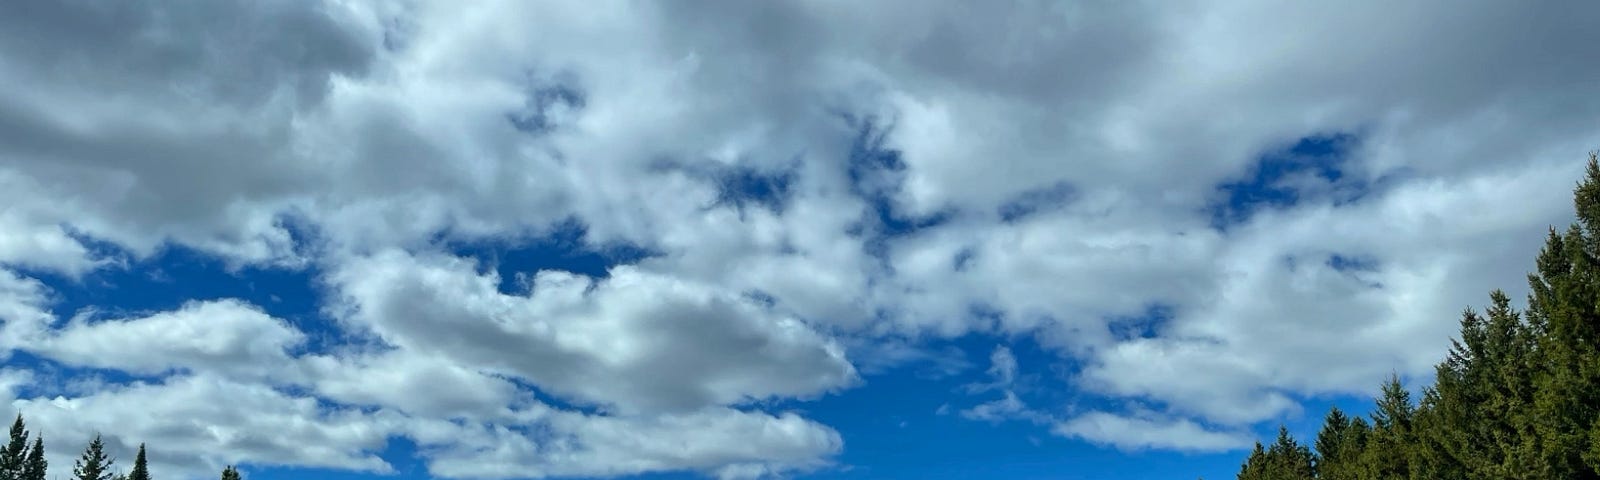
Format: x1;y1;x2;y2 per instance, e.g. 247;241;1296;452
1210;133;1363;230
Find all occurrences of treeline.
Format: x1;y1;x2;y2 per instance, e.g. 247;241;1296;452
1223;152;1600;480
0;415;242;480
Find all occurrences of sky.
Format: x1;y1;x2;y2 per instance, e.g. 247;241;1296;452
1;1;1598;479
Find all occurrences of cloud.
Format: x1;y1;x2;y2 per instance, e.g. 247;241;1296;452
326;250;858;414
957;346;1051;425
295;350;521;420
1053;411;1251;453
25;300;305;379
3;282;850;479
845;337;972;378
13;373;396;477
413;407;841;479
0;268;52;345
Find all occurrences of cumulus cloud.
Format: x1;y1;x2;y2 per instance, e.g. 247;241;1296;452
24;300;305;378
3;285;850;479
1053;411;1250;453
13;373;397;477
0;269;53;355
326;250;858;414
414;407;841;480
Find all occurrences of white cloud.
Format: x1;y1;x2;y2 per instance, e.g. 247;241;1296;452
295;350;521;420
0;369;31;405
958;346;1051;425
26;300;305;379
13;373;397;479
326;250;858;414
1053;411;1251;453
414;407;840;480
4;285;850;479
0;268;54;356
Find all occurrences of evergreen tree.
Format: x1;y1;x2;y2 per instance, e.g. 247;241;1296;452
1264;426;1314;479
1525;152;1600;479
1313;407;1365;480
1359;375;1415;479
1237;442;1267;480
0;415;27;480
219;466;241;480
1411;386;1462;479
127;444;149;480
72;435;114;480
20;437;43;480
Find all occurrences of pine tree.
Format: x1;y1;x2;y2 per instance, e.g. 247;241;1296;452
1359;375;1415;479
219;466;241;480
1264;426;1314;479
72;435;114;480
1314;407;1366;480
126;444;149;480
20;436;43;480
1237;442;1267;480
1525;152;1600;479
1411;387;1462;479
0;415;27;480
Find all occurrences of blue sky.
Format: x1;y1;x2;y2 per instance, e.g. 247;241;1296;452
2;1;1600;480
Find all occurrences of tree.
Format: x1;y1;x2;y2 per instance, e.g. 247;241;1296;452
1524;152;1600;479
1314;407;1366;480
1237;442;1267;480
0;415;27;480
1359;374;1416;479
219;466;241;480
127;444;149;480
20;436;44;480
1264;426;1314;479
72;435;114;480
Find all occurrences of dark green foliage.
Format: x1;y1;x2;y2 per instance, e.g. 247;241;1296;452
1267;426;1315;479
127;444;149;480
1523;153;1600;479
20;437;43;480
73;435;114;480
1237;442;1267;480
1221;151;1600;480
1235;428;1313;480
1358;375;1414;480
0;415;27;480
219;465;242;480
1312;407;1365;480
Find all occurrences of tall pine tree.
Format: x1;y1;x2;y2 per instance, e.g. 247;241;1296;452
0;415;27;480
1264;426;1314;479
1360;374;1416;479
127;444;149;480
1313;407;1366;480
72;435;114;480
219;466;241;480
1237;442;1267;480
1526;152;1600;478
